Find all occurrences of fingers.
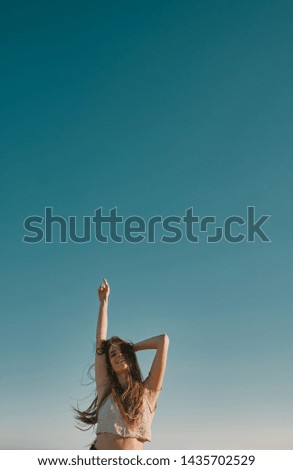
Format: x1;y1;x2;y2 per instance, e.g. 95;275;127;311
98;278;109;293
98;280;106;289
103;278;109;291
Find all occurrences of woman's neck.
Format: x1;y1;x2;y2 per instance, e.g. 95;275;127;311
117;371;129;389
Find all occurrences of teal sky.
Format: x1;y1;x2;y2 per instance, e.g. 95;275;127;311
1;0;292;449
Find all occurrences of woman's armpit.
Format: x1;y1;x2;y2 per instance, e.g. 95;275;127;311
143;373;163;392
96;381;110;389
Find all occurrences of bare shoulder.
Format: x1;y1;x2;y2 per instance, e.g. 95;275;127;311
96;382;111;404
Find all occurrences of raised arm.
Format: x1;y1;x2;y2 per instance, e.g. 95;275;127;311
134;334;169;392
95;278;110;391
96;278;109;345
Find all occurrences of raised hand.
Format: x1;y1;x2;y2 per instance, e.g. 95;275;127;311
98;278;110;303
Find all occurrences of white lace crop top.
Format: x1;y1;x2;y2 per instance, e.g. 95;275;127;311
96;390;156;442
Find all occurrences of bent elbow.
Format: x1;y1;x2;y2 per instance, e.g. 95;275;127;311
161;333;169;346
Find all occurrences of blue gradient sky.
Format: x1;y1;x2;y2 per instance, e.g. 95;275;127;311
1;0;293;449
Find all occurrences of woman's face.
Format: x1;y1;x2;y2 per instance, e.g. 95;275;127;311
109;344;129;374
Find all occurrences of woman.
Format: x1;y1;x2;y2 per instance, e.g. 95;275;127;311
75;278;169;450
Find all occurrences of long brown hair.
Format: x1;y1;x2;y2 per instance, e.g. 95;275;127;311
74;336;145;430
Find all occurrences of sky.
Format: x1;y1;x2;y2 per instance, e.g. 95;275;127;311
1;0;293;450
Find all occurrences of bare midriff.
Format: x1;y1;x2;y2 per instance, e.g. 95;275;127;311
94;433;144;450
